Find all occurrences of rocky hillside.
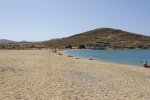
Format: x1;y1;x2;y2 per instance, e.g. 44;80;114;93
37;28;150;49
0;28;150;49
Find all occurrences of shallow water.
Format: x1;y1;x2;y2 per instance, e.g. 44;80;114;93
65;49;150;67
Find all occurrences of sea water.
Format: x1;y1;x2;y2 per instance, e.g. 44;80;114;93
65;49;150;67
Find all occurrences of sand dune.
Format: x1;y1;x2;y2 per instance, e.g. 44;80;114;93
0;50;150;100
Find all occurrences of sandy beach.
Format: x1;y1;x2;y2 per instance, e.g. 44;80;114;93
0;50;150;100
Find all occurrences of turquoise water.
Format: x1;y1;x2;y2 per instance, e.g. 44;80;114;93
65;50;150;67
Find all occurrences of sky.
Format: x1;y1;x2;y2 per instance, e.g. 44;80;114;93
0;0;150;41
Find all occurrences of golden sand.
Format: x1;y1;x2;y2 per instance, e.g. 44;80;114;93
0;50;150;100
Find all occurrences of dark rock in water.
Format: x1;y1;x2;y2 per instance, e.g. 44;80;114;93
89;58;94;60
68;55;73;57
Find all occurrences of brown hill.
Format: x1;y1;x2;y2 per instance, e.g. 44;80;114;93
1;28;150;49
37;28;150;49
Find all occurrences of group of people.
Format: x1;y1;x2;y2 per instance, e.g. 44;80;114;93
144;61;150;68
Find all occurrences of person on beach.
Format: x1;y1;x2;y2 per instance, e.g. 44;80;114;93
144;61;150;68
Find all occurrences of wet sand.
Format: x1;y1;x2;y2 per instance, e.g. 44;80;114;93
0;50;150;100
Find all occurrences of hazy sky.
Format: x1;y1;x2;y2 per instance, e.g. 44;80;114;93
0;0;150;41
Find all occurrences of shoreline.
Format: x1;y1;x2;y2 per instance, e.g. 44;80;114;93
63;49;143;67
0;50;150;100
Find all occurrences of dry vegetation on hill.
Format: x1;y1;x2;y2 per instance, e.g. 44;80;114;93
37;28;150;49
0;28;150;49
